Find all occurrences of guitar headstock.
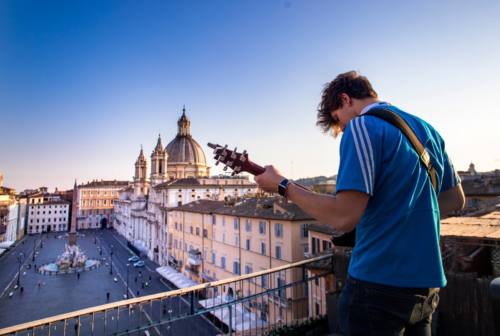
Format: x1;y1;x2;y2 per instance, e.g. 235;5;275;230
207;143;264;176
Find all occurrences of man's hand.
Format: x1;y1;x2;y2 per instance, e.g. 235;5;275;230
254;165;285;194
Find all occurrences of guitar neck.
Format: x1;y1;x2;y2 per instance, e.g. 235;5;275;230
245;161;265;176
245;159;310;192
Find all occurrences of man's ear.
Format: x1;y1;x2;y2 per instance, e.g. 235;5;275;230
340;93;351;106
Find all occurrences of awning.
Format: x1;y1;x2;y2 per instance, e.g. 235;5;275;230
0;241;15;249
156;266;198;289
132;240;149;254
198;295;267;332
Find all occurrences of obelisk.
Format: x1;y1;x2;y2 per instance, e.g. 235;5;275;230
68;180;78;245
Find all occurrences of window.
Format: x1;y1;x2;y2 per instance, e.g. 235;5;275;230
261;274;268;288
233;217;240;230
211;215;216;225
322;240;331;251
196;227;200;236
211;251;216;264
275;246;282;259
274;223;283;237
234;236;239;247
312;237;320;255
203;229;208;238
277;276;286;299
246;239;251;250
233;261;240;275
222;233;226;244
190;226;193;234
245;265;253;274
260;242;266;255
259;221;266;234
221;256;226;269
245;219;251;232
301;224;309;238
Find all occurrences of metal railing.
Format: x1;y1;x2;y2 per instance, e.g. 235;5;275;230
0;253;335;336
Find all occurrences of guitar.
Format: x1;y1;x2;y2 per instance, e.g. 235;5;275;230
207;142;356;247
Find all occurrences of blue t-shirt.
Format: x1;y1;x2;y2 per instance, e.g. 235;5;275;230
336;103;460;288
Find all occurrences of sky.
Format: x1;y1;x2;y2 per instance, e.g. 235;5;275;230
1;0;499;191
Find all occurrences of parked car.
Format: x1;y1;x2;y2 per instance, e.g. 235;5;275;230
128;256;140;263
133;261;145;268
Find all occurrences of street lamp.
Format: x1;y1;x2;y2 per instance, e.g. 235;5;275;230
17;252;24;287
110;247;114;275
126;263;130;299
32;239;36;262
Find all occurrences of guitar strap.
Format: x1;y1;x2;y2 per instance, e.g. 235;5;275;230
364;107;438;193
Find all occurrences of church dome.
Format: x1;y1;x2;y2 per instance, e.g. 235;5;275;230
165;108;207;166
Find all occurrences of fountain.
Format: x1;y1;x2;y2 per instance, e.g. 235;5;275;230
38;180;100;275
39;243;100;274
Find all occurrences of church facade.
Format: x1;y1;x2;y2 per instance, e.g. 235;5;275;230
113;108;258;265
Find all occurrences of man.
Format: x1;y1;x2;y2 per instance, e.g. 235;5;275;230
254;71;465;335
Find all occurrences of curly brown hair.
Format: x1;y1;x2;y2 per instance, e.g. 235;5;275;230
317;71;378;136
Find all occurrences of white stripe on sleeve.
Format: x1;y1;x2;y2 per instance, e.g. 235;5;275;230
360;117;376;191
351;121;371;194
354;118;374;194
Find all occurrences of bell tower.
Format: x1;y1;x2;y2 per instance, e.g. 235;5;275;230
134;146;149;197
150;134;168;186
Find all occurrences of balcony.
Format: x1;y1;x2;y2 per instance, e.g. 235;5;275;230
187;249;202;266
0;254;336;335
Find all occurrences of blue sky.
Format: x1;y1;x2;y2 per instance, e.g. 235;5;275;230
1;0;499;191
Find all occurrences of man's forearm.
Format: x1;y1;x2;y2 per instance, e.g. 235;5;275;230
286;183;368;232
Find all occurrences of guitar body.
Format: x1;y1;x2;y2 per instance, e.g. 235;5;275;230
208;142;356;248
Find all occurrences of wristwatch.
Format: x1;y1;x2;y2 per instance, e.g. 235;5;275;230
277;178;291;197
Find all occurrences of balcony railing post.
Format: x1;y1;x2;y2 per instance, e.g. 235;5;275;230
490;277;500;335
190;291;195;315
228;304;233;336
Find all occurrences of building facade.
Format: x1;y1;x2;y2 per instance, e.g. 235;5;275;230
113;108;259;266
77;180;130;229
167;197;313;322
26;191;70;234
0;187;19;242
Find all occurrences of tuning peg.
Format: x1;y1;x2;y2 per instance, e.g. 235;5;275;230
231;171;236;176
230;152;237;160
223;166;228;171
215;161;220;166
234;166;241;173
227;161;233;167
240;150;247;162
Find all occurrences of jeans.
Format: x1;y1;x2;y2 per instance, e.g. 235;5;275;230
338;276;440;336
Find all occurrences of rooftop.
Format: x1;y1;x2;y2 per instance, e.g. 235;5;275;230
172;197;313;221
79;180;131;188
305;223;336;235
441;211;500;240
155;177;256;190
